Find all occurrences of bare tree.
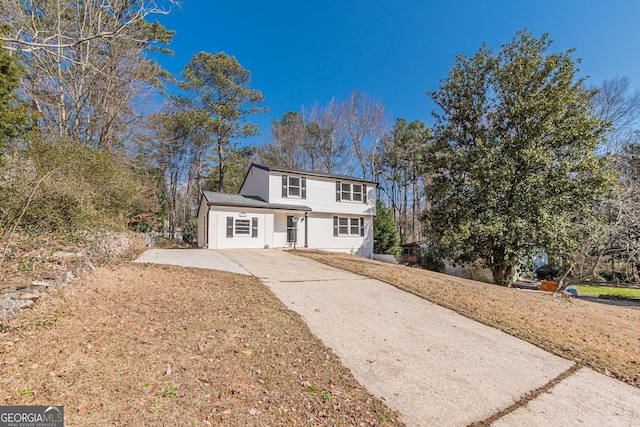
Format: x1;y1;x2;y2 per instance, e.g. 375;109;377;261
0;0;175;151
309;99;351;174
343;90;387;180
591;76;640;153
259;91;388;178
261;111;309;169
0;1;176;54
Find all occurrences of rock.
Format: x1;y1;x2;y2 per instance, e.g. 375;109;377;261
32;280;54;288
63;271;74;283
77;259;95;272
0;282;28;292
52;251;78;262
14;290;39;301
1;297;13;310
14;299;34;309
0;297;33;319
43;271;58;280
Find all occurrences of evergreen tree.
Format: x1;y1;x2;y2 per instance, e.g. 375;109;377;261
0;43;30;164
180;52;266;192
374;199;400;256
425;30;613;285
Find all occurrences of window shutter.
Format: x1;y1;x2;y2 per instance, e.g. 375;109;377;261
360;217;365;237
226;217;234;238
363;184;367;204
301;177;306;199
251;217;258;238
336;181;341;201
282;175;288;198
333;216;338;237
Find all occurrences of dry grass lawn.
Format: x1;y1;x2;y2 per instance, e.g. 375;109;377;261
295;250;640;388
0;263;402;426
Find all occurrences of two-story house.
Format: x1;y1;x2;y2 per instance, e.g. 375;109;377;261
196;163;377;257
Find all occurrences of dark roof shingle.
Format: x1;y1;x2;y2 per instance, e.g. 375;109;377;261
202;192;311;211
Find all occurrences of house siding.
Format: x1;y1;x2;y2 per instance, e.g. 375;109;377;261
267;173;376;216
197;197;208;248
240;166;270;202
305;213;374;257
206;207;273;249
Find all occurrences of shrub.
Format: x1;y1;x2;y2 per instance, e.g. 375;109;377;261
0;137;148;232
182;220;197;244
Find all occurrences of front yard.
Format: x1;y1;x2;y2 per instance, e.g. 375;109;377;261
0;263;401;426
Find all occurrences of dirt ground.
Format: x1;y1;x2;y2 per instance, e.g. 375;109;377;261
0;263;402;426
295;250;640;389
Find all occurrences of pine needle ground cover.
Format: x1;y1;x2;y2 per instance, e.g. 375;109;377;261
0;263;401;426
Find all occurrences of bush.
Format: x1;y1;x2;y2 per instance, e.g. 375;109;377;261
182;220;197;244
535;264;565;281
0;137;149;232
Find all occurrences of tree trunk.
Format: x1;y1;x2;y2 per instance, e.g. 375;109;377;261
492;264;513;286
218;137;225;192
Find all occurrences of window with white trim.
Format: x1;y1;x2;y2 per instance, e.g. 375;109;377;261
336;181;367;203
341;183;352;201
349;218;360;235
282;175;306;199
333;216;365;237
227;217;258;238
288;176;301;196
352;184;363;202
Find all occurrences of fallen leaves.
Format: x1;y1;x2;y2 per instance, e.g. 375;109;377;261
0;264;402;425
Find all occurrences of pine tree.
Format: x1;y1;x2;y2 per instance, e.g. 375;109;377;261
374;199;400;256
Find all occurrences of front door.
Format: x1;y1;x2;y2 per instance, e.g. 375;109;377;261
286;215;296;244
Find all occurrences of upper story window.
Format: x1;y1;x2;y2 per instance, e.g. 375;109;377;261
336;181;367;203
282;175;306;199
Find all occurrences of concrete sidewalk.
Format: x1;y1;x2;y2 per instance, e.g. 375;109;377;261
219;249;640;427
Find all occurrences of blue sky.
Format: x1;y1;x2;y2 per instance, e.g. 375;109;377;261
155;0;640;145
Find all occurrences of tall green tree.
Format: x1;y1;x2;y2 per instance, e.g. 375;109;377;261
180;52;266;192
374;199;400;256
425;30;613;285
381;118;431;242
0;41;30;163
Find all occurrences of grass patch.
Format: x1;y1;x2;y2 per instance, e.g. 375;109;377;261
294;250;640;388
0;263;402;426
574;285;640;300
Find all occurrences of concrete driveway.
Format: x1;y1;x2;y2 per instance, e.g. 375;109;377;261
218;249;640;427
135;248;250;275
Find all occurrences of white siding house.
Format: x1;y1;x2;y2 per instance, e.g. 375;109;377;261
197;163;377;257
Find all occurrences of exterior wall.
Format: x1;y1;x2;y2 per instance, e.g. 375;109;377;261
267;172;376;216
239;166;270;201
206;207;274;249
197;197;208;248
305;213;374;258
206;166;378;258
